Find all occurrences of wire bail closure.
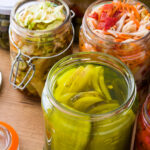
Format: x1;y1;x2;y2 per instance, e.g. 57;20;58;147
9;13;75;90
71;10;75;19
9;51;36;90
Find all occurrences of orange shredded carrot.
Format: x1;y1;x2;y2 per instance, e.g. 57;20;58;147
103;31;116;37
112;2;123;16
114;33;135;42
125;3;131;13
147;26;150;30
115;38;124;42
117;33;133;39
111;6;117;16
91;20;97;28
130;5;141;21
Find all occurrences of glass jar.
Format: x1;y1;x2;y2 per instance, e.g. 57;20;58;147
9;0;74;97
42;52;137;150
134;94;150;150
79;0;150;102
64;0;96;41
0;0;18;50
0;122;19;150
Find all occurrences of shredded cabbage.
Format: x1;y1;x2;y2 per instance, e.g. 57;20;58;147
15;1;65;30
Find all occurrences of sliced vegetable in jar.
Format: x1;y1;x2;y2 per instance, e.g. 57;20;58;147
15;1;66;30
53;63;129;114
47;61;136;150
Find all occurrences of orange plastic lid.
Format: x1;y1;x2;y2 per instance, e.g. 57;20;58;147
0;122;19;150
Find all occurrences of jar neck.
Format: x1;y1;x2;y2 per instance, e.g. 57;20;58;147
45;52;136;122
10;0;71;38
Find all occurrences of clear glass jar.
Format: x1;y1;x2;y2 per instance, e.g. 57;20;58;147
0;0;18;50
134;94;150;150
79;0;150;102
42;52;137;150
0;122;19;150
9;0;74;97
64;0;96;40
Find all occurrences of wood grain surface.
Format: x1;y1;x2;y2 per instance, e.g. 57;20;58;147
0;48;44;150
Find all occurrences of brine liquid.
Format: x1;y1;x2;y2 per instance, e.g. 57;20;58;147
53;63;128;114
43;62;135;150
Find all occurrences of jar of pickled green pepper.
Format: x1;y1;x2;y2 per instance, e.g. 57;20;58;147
42;52;137;150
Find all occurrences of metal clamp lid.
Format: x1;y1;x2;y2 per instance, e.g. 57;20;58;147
9;11;75;90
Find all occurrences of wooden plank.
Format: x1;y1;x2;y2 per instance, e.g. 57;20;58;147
0;48;44;150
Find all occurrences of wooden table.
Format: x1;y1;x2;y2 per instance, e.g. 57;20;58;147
0;48;44;149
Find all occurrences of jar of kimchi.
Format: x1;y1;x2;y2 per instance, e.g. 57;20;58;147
9;0;74;97
79;0;150;102
134;94;150;150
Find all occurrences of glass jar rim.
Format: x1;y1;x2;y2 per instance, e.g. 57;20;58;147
10;0;71;36
83;0;150;45
45;52;136;120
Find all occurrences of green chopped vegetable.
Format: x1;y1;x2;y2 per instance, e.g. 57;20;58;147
15;1;65;30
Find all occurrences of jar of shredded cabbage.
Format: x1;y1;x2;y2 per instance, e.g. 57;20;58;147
9;0;74;97
42;52;137;150
79;0;150;103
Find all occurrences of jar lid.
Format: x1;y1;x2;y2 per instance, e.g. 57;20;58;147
0;0;19;15
0;122;19;150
